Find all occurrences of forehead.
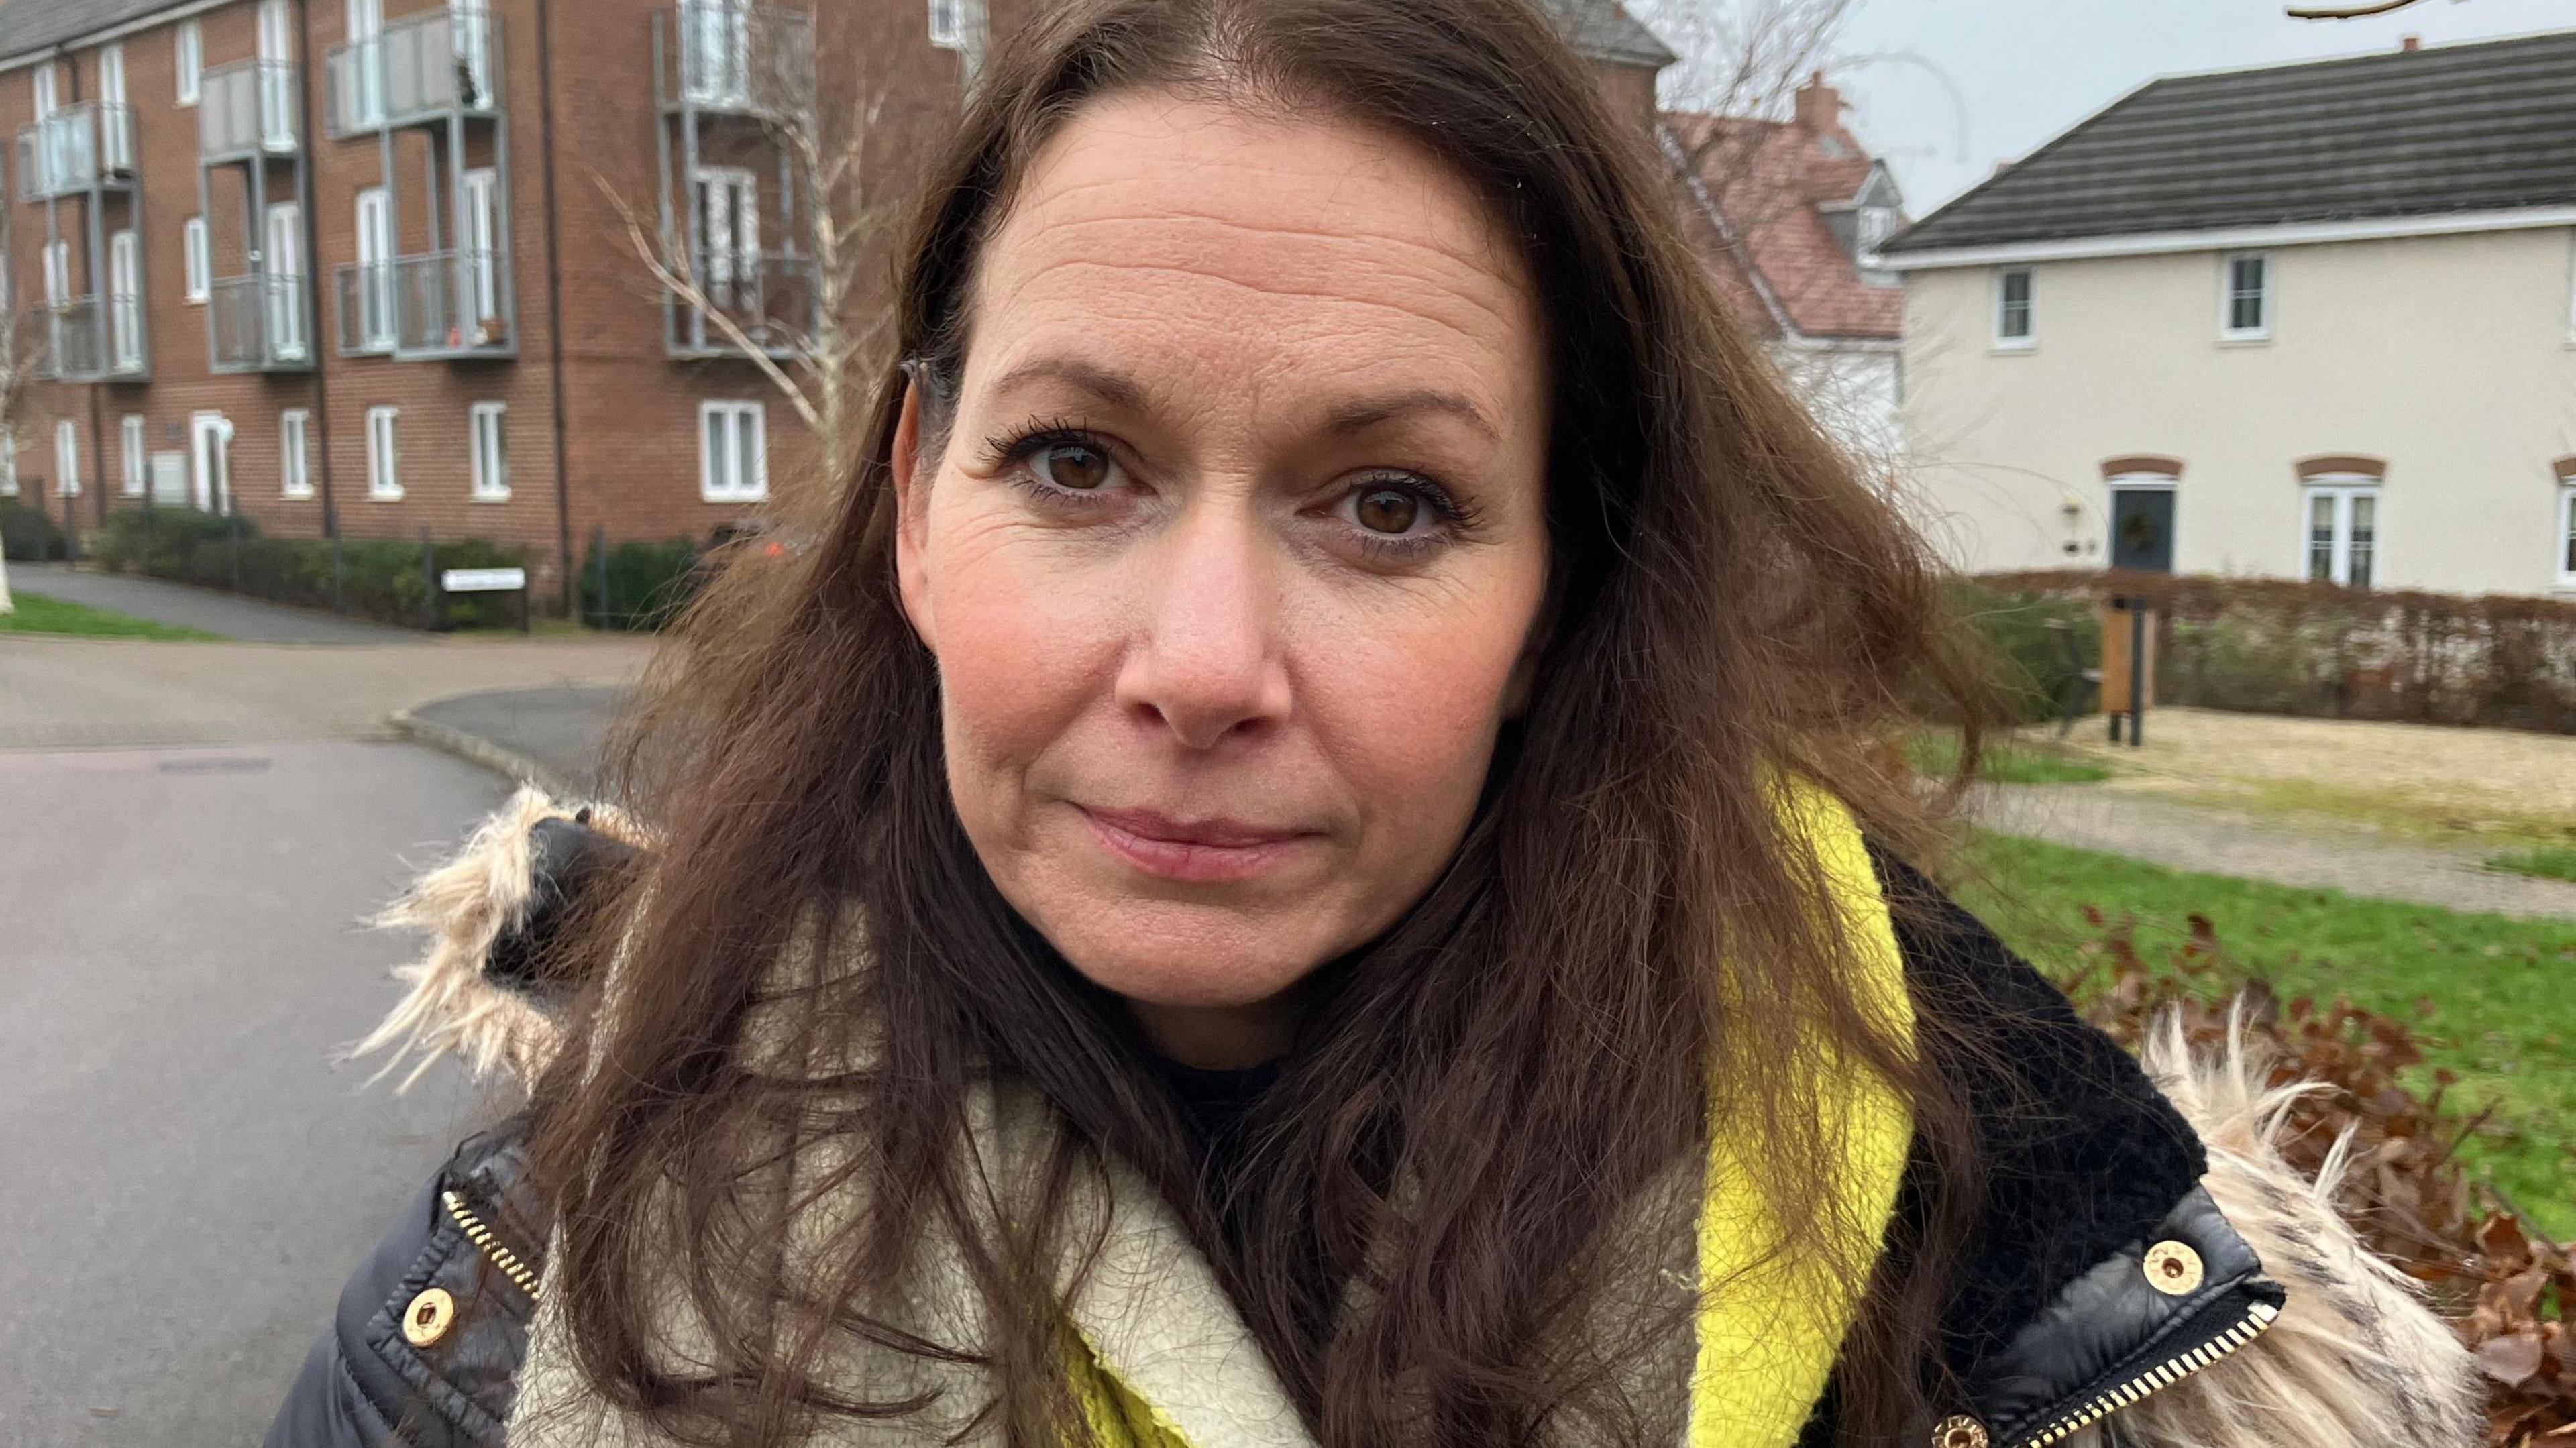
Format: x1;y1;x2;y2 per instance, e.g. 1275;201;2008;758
965;92;1544;414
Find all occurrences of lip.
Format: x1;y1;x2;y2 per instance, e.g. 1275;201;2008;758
1076;804;1321;883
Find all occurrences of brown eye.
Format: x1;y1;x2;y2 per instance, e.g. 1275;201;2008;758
1033;443;1112;491
1353;487;1421;535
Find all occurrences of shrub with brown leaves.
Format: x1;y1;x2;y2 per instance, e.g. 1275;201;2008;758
2061;905;2575;1445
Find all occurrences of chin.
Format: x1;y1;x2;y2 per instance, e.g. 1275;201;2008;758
1044;903;1326;1011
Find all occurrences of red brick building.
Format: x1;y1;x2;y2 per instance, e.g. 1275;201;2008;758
0;0;1672;608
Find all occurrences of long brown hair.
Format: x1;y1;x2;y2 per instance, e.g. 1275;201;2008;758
533;1;1990;1443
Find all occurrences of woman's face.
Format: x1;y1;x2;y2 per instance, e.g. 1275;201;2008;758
892;93;1550;1066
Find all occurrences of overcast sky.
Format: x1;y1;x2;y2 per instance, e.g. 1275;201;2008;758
1819;0;2576;215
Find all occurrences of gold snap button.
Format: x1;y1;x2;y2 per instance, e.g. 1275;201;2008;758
400;1286;458;1347
2143;1241;2205;1296
1932;1414;1989;1448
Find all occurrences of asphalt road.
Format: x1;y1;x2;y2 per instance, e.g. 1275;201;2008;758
0;740;508;1446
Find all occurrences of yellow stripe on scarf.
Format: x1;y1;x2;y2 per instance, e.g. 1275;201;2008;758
1688;781;1915;1448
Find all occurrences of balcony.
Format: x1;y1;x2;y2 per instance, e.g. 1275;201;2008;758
326;7;502;136
659;3;812;119
201;60;301;159
209;273;312;371
333;249;513;359
15;103;137;200
669;248;813;356
31;294;146;381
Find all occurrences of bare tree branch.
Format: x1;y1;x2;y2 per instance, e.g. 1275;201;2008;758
2287;0;2427;17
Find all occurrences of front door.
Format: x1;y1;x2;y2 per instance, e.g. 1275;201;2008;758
264;202;305;359
99;44;131;170
345;0;384;125
355;186;394;347
191;412;232;513
461;168;498;323
2109;488;2176;572
694;167;756;309
108;229;140;369
450;0;492;104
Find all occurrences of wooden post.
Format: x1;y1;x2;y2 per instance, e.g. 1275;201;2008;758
2098;597;2157;746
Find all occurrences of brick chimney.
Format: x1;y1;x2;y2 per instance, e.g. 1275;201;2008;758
2401;34;2420;50
1793;71;1842;134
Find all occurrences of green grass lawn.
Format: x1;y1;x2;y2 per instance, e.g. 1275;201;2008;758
2489;846;2576;885
0;590;221;640
1907;731;2115;785
1953;832;2576;1237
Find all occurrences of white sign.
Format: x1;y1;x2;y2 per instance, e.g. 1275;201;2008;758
440;567;526;592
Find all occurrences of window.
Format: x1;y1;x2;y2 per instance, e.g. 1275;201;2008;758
1993;267;2034;348
2559;482;2576;588
42;238;67;307
121;414;145;496
699;400;766;500
693;166;757;306
1;433;17;496
2304;478;2379;589
55;419;80;496
461;168;499;322
366;405;400;500
1854;205;1898;286
469;402;508;501
280;409;311;498
2221;252;2271;341
31;62;56;120
109;229;141;370
183;216;209;303
928;0;963;48
175;19;202;106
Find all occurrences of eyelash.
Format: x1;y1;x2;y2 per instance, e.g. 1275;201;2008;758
981;416;1483;562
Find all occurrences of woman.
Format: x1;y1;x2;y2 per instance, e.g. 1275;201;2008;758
266;1;2482;1445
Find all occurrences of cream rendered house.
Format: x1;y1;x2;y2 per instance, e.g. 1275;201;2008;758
1882;32;2576;598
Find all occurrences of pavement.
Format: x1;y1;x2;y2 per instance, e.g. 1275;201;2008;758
1973;783;2576;922
0;582;660;1447
10;561;419;644
0;740;502;1445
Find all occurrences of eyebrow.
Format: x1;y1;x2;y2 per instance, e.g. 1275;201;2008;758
985;357;1499;445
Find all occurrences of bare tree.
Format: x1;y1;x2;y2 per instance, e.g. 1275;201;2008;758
0;313;50;615
606;6;912;491
1632;0;1856;200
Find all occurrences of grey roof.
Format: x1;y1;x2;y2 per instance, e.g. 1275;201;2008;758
1542;0;1676;69
0;0;181;63
1885;30;2576;254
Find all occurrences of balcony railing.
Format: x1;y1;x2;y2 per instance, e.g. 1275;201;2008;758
201;60;301;157
325;7;502;136
661;3;812;117
15;103;137;199
209;273;311;370
333;249;512;357
671;248;812;355
32;294;146;381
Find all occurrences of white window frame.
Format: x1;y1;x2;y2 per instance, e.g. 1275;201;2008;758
698;400;767;502
2220;250;2272;342
2302;474;2380;590
366;404;401;500
55;418;80;496
928;0;963;49
121;413;146;496
1992;266;2035;350
2557;483;2576;589
182;215;209;303
175;19;203;106
469;401;508;501
280;408;311;498
461;168;500;321
0;433;16;496
42;237;68;307
108;228;142;369
354;186;394;349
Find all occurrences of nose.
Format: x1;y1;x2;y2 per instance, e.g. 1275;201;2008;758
1114;501;1291;751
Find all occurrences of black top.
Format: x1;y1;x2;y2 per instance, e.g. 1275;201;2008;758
1158;1057;1283;1205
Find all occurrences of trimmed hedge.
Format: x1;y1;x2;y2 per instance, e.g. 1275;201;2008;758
87;508;530;630
1980;569;2576;735
1;497;66;561
580;534;703;631
1945;577;2102;726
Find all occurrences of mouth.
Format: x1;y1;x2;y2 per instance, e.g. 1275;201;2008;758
1076;804;1322;884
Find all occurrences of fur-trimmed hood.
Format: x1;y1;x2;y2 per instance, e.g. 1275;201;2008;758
339;791;2485;1448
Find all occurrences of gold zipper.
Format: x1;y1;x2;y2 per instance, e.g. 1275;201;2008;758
2016;1297;2279;1447
441;1188;543;1301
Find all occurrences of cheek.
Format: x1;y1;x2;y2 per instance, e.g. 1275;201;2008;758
920;505;1121;816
